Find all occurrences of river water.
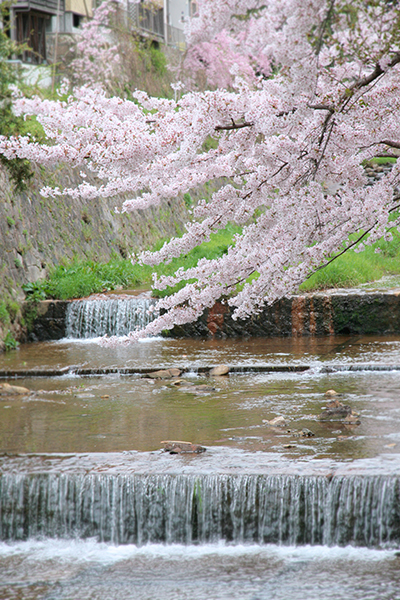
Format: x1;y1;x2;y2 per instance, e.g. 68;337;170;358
1;335;400;456
1;334;400;598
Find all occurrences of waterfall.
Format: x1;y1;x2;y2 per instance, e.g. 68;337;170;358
65;295;158;338
1;473;399;548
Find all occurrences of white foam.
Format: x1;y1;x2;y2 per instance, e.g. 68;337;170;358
0;540;394;565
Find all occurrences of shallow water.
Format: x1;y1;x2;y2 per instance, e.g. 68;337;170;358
3;334;400;371
1;368;400;457
1;541;399;600
2;335;400;599
1;335;400;456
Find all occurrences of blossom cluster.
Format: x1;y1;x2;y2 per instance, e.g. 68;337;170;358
1;0;399;341
68;0;123;91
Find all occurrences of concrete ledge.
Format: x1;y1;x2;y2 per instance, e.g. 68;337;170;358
24;289;400;341
168;289;400;338
23;300;70;342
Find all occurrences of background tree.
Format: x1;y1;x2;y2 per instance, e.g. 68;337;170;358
64;0;172;97
0;3;33;190
0;0;399;340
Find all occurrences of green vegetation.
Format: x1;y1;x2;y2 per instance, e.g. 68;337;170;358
23;224;241;301
183;193;193;209
301;229;400;291
369;157;398;165
0;5;46;190
0;301;9;324
0;298;20;351
0;298;19;324
21;220;400;302
3;331;18;351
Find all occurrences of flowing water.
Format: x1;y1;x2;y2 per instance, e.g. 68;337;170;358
65;295;158;338
1;297;400;598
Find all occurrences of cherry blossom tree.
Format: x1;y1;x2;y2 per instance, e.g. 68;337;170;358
68;0;123;91
1;0;400;340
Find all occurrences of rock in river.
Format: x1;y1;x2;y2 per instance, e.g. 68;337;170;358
0;382;30;396
319;399;360;423
161;440;207;454
144;368;181;379
210;365;230;376
263;416;287;428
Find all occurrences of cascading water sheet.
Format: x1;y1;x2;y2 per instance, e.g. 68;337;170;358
1;454;400;549
65;295;158;338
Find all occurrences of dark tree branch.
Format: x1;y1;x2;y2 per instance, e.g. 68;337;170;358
315;0;336;56
215;120;254;131
308;104;334;111
348;52;400;95
381;140;400;150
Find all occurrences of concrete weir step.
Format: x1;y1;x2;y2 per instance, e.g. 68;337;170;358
23;286;400;341
2;364;400;378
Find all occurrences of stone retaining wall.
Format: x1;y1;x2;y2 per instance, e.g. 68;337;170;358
26;288;400;341
169;290;400;338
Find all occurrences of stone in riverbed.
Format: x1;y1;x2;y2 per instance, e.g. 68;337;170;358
144;368;181;379
161;440;206;454
178;384;215;393
319;399;360;423
0;382;30;396
263;415;287;427
293;428;315;437
170;378;187;386
210;365;230;376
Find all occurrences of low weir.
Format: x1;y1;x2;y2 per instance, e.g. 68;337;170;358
1;472;399;548
26;287;400;341
65;295;158;338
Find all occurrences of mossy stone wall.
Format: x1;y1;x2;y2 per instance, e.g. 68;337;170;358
0;163;189;349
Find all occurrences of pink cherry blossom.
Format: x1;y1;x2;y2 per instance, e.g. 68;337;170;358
1;0;399;342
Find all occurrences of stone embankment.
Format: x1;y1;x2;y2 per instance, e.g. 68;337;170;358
169;288;400;338
26;286;400;341
0;163;190;349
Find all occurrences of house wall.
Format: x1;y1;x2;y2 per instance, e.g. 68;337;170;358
65;0;92;17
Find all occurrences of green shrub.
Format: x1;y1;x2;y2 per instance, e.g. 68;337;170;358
149;45;167;74
3;331;18;351
183;193;193;208
0;302;9;324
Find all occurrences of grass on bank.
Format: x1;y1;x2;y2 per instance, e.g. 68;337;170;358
23;224;242;301
23;224;400;302
300;227;400;291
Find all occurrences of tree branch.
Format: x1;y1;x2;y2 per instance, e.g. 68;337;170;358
215;120;254;131
308;104;334;111
381;140;400;150
349;52;400;94
315;0;336;56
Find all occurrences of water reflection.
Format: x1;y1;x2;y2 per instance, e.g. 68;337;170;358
3;334;400;372
1;335;400;458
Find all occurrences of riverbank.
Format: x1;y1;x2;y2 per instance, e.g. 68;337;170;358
22;281;400;341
